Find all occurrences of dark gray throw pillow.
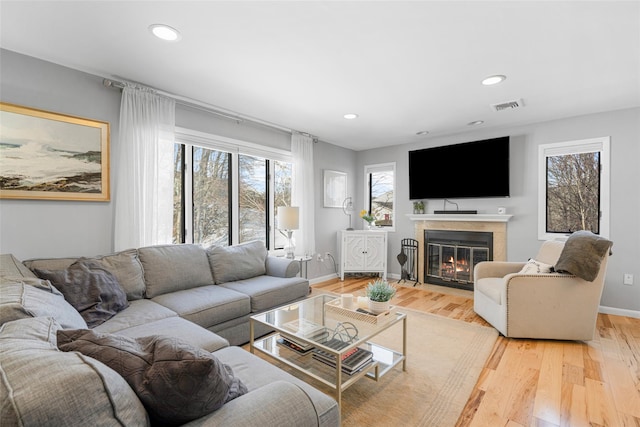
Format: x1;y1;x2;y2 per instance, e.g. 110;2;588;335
34;259;129;328
57;329;248;426
554;230;613;282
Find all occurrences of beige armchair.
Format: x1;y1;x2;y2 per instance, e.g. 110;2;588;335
473;237;611;341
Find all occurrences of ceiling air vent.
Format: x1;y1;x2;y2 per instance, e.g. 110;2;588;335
490;98;524;112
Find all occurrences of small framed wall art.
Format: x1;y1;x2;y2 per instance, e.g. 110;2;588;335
0;102;110;201
323;169;347;208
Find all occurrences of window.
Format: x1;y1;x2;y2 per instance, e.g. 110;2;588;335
364;162;396;229
538;137;610;240
173;129;292;250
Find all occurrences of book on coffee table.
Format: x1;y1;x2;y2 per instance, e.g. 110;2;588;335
312;338;374;375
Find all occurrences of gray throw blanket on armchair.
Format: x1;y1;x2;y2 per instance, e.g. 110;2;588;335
554;230;613;282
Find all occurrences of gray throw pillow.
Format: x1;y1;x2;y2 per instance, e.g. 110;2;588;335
554;230;613;281
57;329;248;426
35;259;129;328
207;240;267;283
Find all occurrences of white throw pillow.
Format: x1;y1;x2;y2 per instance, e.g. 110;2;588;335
519;259;553;274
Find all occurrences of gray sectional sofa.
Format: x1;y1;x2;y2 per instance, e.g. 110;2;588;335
0;241;340;427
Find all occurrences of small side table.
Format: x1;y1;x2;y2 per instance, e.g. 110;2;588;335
294;256;312;279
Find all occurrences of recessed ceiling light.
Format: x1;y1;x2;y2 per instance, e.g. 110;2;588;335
482;75;506;86
343;113;359;120
416;130;429;136
467;120;484;126
149;24;182;42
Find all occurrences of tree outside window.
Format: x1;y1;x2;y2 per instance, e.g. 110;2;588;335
538;137;609;240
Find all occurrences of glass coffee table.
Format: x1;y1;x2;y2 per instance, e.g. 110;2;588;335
250;294;407;408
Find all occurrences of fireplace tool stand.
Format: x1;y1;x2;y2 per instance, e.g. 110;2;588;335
396;238;420;286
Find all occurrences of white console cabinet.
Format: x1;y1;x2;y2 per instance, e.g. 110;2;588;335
337;230;387;281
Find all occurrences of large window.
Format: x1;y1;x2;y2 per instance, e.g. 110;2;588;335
538;137;610;240
364;162;396;229
173;129;292;250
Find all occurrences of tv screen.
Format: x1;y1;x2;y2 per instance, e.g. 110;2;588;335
409;136;510;199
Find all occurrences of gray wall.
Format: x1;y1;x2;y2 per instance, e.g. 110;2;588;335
2;50;638;313
355;108;640;313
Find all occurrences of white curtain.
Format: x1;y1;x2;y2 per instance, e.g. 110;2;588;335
291;133;316;256
114;85;175;251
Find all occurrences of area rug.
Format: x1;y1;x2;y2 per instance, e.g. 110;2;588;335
335;308;498;427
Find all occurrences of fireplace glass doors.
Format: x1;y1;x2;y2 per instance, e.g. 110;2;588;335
425;230;493;290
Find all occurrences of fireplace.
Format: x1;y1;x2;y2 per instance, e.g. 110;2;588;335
424;230;493;290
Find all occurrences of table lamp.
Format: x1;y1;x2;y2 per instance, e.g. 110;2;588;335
277;206;299;259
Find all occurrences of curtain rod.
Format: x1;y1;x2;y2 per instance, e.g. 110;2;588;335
103;78;317;140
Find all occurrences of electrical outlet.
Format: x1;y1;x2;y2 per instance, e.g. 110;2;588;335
623;273;634;285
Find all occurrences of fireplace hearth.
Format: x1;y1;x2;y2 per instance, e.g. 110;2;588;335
424;230;493;290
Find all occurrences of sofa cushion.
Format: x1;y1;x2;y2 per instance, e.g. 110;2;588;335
139;244;214;298
152;285;251;328
93;299;177;333
0;253;37;279
34;259;129;328
220;275;309;312
58;329;247;426
554;230;613;281
215;346;340;427
103;315;230;353
0;317;148;427
0;278;87;329
24;249;147;301
207;241;267;284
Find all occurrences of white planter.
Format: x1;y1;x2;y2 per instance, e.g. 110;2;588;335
368;299;391;314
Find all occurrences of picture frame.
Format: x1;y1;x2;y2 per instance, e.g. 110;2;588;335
0;102;110;201
323;169;347;208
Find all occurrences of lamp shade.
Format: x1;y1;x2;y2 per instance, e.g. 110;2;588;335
277;206;299;230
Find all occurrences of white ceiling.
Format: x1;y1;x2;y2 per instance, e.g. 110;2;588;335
1;1;639;151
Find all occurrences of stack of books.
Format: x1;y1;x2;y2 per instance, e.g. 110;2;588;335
277;332;316;355
312;338;374;375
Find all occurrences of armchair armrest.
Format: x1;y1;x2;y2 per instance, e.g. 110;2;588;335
184;381;320;427
265;256;300;278
504;273;603;340
474;261;525;280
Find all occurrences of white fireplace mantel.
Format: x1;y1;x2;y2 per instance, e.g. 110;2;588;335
407;214;513;223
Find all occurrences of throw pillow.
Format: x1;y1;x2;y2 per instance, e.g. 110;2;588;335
0;279;87;329
554;230;613;282
57;329;248;426
518;259;554;274
207;240;267;283
35;259;129;328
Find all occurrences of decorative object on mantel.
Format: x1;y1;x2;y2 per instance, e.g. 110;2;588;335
364;279;396;314
413;201;425;214
342;196;354;230
359;209;376;229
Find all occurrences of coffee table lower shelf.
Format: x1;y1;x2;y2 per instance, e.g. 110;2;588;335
251;333;405;408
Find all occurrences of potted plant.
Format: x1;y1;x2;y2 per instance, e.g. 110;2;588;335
359;209;376;229
364;279;396;314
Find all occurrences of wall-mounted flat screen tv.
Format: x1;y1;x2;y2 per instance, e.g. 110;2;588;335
409;136;510;199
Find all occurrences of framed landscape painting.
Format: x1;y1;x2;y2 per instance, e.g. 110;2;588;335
0;102;110;201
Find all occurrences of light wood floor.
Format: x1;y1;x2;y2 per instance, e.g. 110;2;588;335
313;277;640;427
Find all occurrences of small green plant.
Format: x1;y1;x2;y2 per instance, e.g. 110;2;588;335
365;279;396;302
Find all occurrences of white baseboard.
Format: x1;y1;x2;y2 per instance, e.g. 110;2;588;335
599;305;640;319
309;273;340;285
